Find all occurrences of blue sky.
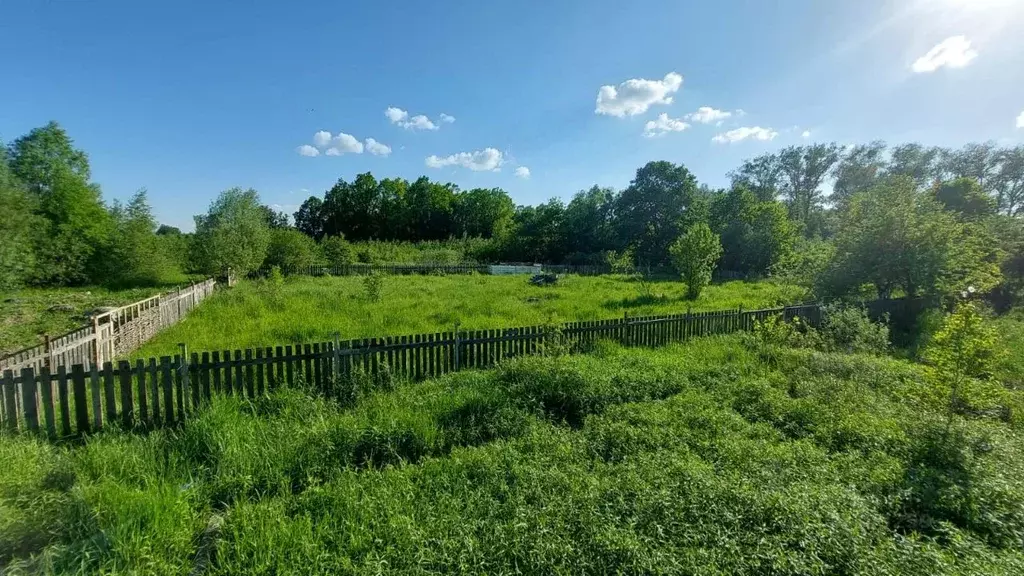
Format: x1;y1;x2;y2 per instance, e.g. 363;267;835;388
2;0;1022;231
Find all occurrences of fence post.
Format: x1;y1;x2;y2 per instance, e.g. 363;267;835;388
332;332;341;385
178;343;189;403
453;322;462;371
92;315;102;367
44;334;52;370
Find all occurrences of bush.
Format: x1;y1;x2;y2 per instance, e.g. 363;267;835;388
319;235;353;268
820;304;889;355
264;229;318;274
362;272;384;302
669;223;723;300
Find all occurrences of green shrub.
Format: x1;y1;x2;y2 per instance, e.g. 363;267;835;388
362;272;384;302
320;235;353;268
263;228;318;274
820;304;890;355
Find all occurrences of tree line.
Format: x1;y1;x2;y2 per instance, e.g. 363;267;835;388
1;122;1022;306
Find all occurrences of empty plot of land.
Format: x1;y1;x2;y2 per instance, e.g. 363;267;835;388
133;275;805;357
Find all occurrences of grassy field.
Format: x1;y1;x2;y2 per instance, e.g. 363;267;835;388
133;275;805;358
0;285;177;357
3;327;1024;574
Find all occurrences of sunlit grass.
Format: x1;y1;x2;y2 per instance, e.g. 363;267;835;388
5;332;1024;574
133;274;806;357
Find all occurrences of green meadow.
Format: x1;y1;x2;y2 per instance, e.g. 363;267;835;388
133;274;805;357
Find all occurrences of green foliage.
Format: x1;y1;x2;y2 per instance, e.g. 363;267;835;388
10;330;1024;573
820;304;890;355
925;302;1005;418
319;235;353;267
361;272;384;302
6;121;90;193
616;161;706;265
192;188;271;277
668;222;723;300
604;247;636;275
0;148;37;290
821;176;1001;300
132;276;804;357
103;190;180;287
710;185;796;276
264;228;318;274
771;237;834;293
933;177;997;220
267;265;284;287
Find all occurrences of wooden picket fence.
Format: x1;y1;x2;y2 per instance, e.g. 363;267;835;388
0;279;217;374
0;302;840;439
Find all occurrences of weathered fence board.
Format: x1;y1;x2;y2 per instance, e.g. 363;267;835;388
0;298;916;439
0;279;217;373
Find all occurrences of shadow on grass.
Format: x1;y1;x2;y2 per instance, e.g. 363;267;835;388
601;294;682;310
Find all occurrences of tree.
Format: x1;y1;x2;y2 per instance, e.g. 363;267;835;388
294;196;325;240
560;186;619;263
320;235;354;268
105;190;176;287
0;146;38;290
404;176;456;241
32;167;112;285
453;187;515;239
831;141;887;209
885;143;941;187
156;224;182;236
925;302;1002;420
709;185;795;276
777;143;843;236
192;188;271;276
820;176;1000;300
7;122;111;285
617;161;705;265
729;153;784;201
669;223;723;300
260;205;291;229
264;228;318;273
932;177;996;220
937;142;1000;193
7;121;90;195
502;200;566;263
993;146;1024;216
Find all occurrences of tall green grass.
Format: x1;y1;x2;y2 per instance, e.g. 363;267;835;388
133;275;805;357
5;331;1024;574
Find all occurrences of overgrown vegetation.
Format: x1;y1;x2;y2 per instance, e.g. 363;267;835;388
5;124;1021;317
5;312;1024;574
132;275;804;357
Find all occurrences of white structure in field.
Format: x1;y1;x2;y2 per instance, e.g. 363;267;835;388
489;264;543;275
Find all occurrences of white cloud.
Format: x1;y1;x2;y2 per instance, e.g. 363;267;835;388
685;107;732;125
439;113;456;124
801;130;812;139
515;166;530;179
326;132;364;155
911;35;978;73
643;113;690;137
296;144;320;157
1017;111;1024;129
385;107;408;123
711;126;779;144
386;107;442;130
312;131;332;148
364;138;392;156
270;203;300;214
595;72;683;117
404;115;438;130
425;148;504;171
